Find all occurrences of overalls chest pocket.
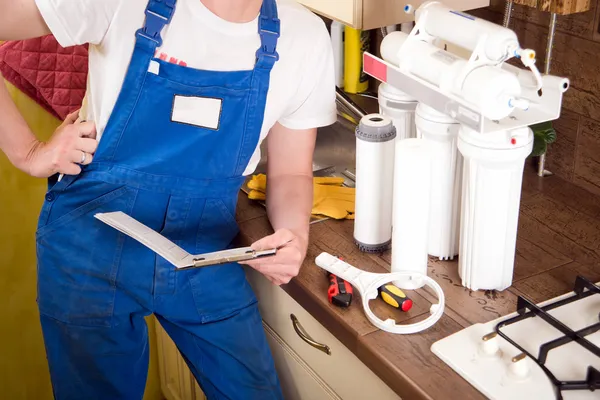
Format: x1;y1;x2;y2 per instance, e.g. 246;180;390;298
107;69;256;180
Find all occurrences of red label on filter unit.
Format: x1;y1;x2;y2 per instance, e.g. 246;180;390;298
364;53;387;83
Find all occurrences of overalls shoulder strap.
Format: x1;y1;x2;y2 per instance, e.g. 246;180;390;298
255;0;280;71
134;0;280;72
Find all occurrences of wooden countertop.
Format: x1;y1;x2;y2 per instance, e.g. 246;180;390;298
234;167;600;400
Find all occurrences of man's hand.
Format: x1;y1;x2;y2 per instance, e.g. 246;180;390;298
241;229;308;286
22;110;97;178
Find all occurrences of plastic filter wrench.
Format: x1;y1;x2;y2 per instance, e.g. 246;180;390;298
315;252;445;334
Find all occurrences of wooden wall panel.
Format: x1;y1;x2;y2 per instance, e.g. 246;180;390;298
593;0;600;42
574;117;600;195
486;0;597;39
545;109;580;180
513;0;591;15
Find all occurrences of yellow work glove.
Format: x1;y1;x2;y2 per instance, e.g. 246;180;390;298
246;174;355;219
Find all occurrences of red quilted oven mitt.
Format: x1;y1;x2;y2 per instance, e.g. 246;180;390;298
0;35;88;120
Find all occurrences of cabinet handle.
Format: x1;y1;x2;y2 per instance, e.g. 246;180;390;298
290;314;331;355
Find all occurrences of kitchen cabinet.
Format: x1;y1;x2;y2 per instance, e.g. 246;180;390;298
295;0;491;30
263;322;341;399
155;320;206;400
244;267;401;400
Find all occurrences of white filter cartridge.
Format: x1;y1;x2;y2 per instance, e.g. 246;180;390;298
457;126;533;291
415;104;462;260
354;114;396;253
391;138;433;289
378;83;418;140
330;21;345;88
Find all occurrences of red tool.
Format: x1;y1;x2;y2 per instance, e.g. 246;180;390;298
327;257;353;307
328;273;353;307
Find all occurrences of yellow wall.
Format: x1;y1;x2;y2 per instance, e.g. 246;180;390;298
0;80;164;400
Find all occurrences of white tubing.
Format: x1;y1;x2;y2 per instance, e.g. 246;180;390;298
391;138;433;289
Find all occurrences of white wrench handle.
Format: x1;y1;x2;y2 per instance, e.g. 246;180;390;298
315;253;380;295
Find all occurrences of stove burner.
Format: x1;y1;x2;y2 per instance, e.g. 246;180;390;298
495;276;600;400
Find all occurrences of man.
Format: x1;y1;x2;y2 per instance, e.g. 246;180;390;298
0;0;336;398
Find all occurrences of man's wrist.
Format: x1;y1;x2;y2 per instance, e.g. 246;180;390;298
10;139;37;174
291;226;309;253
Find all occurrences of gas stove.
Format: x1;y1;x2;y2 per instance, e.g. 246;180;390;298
431;276;600;399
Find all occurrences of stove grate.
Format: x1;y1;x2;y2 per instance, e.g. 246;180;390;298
494;276;600;400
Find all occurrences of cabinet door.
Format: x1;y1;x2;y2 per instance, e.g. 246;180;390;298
264;322;341;400
155;319;207;400
245;267;401;400
296;0;358;27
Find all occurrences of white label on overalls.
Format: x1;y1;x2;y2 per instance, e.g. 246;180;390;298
148;60;160;75
171;95;222;130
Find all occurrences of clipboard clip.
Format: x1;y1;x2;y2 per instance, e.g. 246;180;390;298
185;247;277;269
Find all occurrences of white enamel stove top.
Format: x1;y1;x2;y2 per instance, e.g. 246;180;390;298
431;276;600;400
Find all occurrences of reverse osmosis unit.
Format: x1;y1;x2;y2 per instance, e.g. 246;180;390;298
352;1;569;291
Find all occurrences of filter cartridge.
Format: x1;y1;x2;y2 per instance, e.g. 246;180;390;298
330;21;345;88
457;126;533;291
354;114;396;253
391;138;433;289
415;104;462;260
378;83;418;140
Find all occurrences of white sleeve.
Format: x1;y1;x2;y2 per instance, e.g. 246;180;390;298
278;22;337;130
35;0;122;47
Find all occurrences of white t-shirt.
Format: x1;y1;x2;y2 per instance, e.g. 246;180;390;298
34;0;337;175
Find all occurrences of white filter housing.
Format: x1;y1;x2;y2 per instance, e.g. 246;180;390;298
414;1;519;62
416;103;462;260
378;83;418;140
457;126;533;291
380;31;522;121
391;138;433;289
354;114;396;253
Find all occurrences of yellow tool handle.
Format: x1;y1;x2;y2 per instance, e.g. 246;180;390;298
378;284;413;312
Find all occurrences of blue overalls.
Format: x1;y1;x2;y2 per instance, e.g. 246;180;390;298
35;0;283;398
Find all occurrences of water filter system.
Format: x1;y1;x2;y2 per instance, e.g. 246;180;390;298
351;1;570;293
